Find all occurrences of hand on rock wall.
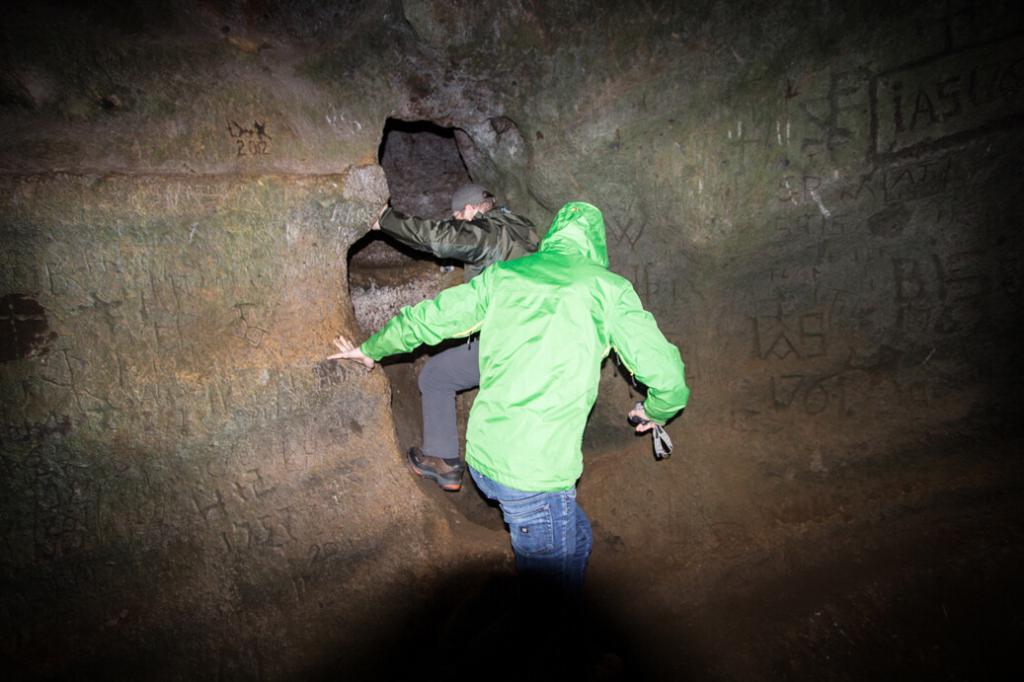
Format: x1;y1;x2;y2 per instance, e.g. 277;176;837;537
327;335;375;369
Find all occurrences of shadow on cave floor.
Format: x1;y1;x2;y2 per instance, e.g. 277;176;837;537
319;446;1023;682
299;512;1023;682
328;570;663;682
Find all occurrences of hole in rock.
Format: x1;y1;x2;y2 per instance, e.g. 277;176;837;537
347;118;503;529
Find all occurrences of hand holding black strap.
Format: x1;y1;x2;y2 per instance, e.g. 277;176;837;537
628;401;673;460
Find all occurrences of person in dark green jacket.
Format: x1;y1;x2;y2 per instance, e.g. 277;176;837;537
373;183;539;282
371;184;539;493
330;201;689;597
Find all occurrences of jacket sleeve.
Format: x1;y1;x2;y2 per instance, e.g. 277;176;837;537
607;283;690;424
359;271;490;361
378;208;502;264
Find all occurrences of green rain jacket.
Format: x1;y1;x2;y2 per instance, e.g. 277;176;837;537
362;202;689;491
378;206;538;281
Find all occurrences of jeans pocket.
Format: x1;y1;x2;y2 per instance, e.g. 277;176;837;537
501;496;555;558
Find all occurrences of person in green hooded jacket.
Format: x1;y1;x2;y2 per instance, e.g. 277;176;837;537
329;201;689;597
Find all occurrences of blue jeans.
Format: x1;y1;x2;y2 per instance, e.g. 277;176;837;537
470;467;592;599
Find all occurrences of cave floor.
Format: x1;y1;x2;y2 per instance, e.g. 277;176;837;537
605;481;1021;681
374;436;1023;682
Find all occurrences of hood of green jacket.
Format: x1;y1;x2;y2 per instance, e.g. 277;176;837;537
539;201;609;268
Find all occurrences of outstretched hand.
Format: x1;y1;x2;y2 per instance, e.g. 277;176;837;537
628;404;657;433
327;335;375;369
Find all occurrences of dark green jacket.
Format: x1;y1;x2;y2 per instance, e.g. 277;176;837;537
378;206;539;280
362;202;689;491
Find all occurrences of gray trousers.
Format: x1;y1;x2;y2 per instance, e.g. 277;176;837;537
419;339;480;460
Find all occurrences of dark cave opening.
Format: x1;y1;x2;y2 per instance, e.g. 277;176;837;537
347;118;505;529
348;117;472;332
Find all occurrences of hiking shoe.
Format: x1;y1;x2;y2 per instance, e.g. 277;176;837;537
407;447;464;492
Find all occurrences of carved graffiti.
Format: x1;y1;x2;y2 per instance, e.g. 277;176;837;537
838;153;962;206
606;201;647;250
751;305;828;360
873;37;1024;158
231;302;271;348
191;466;298;554
777;175;823;205
227;119;272;157
220;506;296;553
769;209;850;244
798;68;871;162
770;373;847;415
893;252;992;335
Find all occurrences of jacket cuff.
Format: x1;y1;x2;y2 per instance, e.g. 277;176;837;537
359;341;384;362
377;207;402;233
642;401;671;425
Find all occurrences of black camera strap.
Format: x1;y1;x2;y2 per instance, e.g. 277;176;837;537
651;423;673;460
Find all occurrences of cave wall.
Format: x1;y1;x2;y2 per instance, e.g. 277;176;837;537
1;0;1022;678
0;4;474;679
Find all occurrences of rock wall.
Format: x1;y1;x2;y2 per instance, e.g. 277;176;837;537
0;4;475;679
